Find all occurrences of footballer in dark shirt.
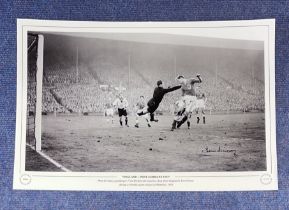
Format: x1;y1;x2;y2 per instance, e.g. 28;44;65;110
138;80;181;122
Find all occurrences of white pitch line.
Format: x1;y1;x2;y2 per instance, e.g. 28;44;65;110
26;143;71;172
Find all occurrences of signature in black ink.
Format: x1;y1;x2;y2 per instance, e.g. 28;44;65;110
202;146;237;157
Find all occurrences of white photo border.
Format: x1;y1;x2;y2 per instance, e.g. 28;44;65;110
14;19;277;191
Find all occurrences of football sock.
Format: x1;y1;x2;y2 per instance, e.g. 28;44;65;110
172;120;177;129
150;113;154;121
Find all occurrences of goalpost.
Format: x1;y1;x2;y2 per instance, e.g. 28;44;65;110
27;33;44;151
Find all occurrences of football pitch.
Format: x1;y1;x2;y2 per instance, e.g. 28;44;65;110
26;113;266;172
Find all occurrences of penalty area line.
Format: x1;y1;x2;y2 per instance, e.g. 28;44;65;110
26;143;72;172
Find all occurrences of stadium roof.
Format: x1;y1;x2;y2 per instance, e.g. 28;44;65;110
42;32;263;51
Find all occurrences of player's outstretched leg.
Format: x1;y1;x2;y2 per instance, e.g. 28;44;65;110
144;113;151;127
177;115;188;128
171;120;177;131
119;117;123;126
150;113;158;122
135;110;142;128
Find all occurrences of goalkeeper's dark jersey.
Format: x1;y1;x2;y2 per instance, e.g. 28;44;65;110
152;85;181;104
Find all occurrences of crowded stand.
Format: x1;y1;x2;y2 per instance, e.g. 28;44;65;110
35;60;264;114
27;36;265;115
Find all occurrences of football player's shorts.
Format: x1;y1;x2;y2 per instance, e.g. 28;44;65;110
118;108;128;117
183;95;197;113
106;108;114;116
147;98;159;113
196;99;205;109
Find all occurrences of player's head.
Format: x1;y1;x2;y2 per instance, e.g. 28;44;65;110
140;95;144;100
157;80;163;87
176;75;185;84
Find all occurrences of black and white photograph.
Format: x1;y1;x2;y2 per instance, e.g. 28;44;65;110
14;19;277;191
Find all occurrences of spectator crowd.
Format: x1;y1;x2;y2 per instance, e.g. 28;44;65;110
27;59;265;114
